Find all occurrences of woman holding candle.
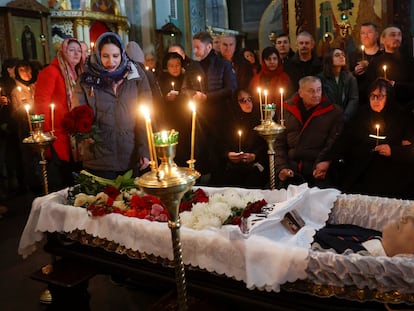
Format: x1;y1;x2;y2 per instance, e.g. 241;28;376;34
249;46;290;121
156;52;191;167
216;89;268;188
330;78;414;199
73;32;152;179
318;48;359;122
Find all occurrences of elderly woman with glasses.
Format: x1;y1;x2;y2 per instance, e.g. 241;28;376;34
330;78;414;199
213;88;269;188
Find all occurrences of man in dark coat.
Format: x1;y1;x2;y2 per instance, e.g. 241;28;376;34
183;31;237;184
275;76;344;189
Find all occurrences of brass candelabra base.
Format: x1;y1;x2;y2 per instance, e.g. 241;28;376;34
254;120;285;190
136;143;200;311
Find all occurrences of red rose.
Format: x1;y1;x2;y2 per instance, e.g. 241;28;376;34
76;117;93;133
61;113;76;134
72;105;94;121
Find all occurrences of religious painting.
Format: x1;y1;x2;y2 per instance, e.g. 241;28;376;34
314;0;383;57
11;17;44;62
92;0;115;14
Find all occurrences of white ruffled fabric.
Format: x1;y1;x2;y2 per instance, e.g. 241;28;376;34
18;184;339;292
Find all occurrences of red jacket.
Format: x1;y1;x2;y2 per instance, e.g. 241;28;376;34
34;58;71;161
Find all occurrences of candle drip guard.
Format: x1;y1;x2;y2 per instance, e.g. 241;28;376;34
136;136;200;311
254;105;285;190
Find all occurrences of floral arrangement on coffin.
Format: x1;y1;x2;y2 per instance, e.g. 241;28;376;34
61;105;101;160
68;171;267;227
179;188;267;230
69;170;169;221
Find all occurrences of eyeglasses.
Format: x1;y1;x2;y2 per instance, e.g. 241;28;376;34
238;96;253;104
369;93;387;101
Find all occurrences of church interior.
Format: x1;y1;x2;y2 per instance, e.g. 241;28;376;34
1;1;414;310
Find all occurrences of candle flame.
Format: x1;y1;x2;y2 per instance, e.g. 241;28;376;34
140;105;150;120
17;86;22;92
50;103;55;109
189;101;196;112
238;130;242;137
279;88;284;94
264;90;268;96
376;124;380;130
257;87;261;94
145;66;149;71
361;45;365;51
383;65;387;72
161;130;168;141
197;76;201;82
24;104;30;112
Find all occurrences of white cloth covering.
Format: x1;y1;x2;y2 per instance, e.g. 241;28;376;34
18;184;340;292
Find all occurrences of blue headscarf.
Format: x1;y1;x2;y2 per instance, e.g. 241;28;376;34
82;32;131;87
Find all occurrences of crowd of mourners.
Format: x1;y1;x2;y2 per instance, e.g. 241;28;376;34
1;22;414;218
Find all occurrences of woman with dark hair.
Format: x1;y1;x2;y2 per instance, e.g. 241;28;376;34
318;48;359;122
73;32;152;179
331;78;414;199
156;51;191;167
249;46;290;120
215;88;269;188
232;47;261;90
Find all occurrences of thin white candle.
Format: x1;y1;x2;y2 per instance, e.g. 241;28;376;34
140;105;158;171
171;82;175;91
258;87;263;121
50;103;55;133
376;124;380;146
238;130;242;153
264;89;268;108
24;104;33;132
189;101;196;165
279;88;284;125
197;76;202;92
361;45;365;61
383;65;387;79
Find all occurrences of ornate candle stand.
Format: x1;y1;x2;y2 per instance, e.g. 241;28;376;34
22;115;56;195
136;135;200;311
254;105;285;190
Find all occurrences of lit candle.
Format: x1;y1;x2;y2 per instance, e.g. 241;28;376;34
171;81;175;91
376;124;380;146
189;101;196;166
17;86;22;93
24;104;33;132
279;88;284;126
140;105;158;171
383;65;387;80
264;89;268;107
145;66;149;71
197;76;202;92
361;45;365;61
258;87;263;121
90;42;95;52
238;130;242;153
50;103;55;133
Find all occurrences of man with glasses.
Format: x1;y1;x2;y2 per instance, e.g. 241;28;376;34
275;76;343;189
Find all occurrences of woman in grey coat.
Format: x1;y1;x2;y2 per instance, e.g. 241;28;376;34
73;32;152;179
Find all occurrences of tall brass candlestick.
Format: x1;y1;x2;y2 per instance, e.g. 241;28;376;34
136;139;200;311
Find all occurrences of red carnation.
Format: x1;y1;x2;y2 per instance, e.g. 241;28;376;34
104;185;121;199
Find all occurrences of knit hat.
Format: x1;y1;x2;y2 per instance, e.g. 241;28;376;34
126;41;145;64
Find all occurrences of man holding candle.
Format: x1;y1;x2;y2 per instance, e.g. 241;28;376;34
275;76;343;189
183;31;237;184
